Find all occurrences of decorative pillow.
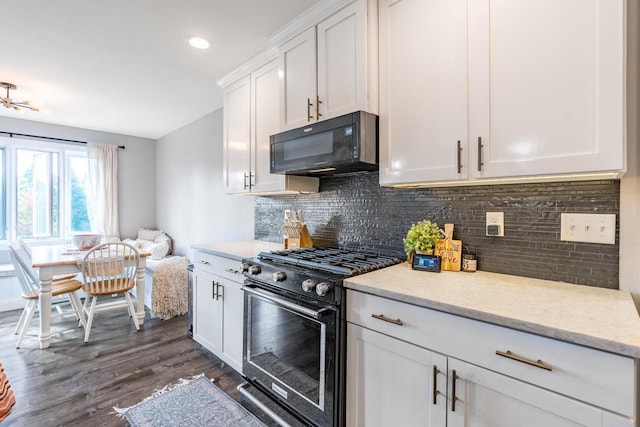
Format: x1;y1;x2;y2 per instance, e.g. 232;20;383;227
154;233;172;255
147;241;171;260
135;239;155;251
137;228;162;242
122;238;137;247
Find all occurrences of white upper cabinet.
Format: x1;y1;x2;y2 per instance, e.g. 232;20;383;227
223;59;318;195
380;0;626;187
279;27;318;130
379;0;468;185
468;0;625;180
279;0;378;131
223;75;251;194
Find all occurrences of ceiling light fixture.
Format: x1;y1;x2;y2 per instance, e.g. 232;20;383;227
186;35;210;49
1;82;40;112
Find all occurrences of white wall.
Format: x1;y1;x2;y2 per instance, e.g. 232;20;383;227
0;115;156;238
155;109;254;258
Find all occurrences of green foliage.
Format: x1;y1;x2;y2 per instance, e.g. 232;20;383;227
71;170;90;232
403;220;444;255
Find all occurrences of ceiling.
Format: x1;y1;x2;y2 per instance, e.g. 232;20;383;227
0;0;321;139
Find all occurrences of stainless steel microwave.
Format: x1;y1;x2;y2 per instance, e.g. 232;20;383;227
270;111;378;176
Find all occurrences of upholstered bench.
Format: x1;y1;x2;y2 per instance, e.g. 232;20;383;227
123;228;172;310
124;228;189;319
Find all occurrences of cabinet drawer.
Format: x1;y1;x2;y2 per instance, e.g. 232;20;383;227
347;290;635;417
193;251;244;283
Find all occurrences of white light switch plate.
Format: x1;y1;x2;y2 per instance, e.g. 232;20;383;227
560;213;616;244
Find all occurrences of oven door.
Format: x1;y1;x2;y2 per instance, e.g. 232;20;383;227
242;284;337;426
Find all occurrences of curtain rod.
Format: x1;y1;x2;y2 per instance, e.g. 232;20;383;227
0;131;126;149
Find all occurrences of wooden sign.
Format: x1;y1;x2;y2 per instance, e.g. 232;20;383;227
434;224;462;271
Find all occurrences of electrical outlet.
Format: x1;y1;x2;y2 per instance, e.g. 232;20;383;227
486;212;504;237
560;213;616;244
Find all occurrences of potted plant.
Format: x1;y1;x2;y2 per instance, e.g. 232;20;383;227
403;220;444;263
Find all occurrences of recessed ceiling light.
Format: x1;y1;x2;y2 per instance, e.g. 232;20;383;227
186;35;210;49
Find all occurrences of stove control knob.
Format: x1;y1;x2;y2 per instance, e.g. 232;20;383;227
241;263;250;273
302;279;317;293
272;271;287;282
248;265;261;275
316;282;332;297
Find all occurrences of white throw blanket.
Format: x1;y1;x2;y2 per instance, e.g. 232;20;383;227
151;256;190;320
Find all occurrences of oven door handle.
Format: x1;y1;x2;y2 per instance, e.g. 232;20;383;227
242;286;334;320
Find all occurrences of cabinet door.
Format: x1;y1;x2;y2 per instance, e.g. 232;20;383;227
223;75;251;194
447;358;605;427
317;0;368;120
193;269;222;353
250;58;284;193
379;0;468;186
218;276;244;373
346;323;447;427
468;0;625;179
279;27;317;131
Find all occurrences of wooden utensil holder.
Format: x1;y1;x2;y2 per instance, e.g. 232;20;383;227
284;224;313;249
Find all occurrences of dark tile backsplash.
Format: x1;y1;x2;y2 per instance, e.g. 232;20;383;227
255;173;620;289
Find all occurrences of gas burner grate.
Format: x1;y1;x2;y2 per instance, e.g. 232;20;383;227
258;248;402;276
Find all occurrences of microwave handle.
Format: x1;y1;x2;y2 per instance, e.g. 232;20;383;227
241;285;334;320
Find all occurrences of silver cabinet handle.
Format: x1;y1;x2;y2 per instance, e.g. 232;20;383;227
198;260;210;265
432;365;440;405
451;369;458;412
307;98;313;122
316;95;322;120
224;268;240;275
456;140;462;174
477;137;483;172
496;350;553;371
371;313;403;326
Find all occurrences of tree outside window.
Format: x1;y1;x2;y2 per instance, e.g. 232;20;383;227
15;148;90;239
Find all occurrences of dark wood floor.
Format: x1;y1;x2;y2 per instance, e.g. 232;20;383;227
0;305;244;426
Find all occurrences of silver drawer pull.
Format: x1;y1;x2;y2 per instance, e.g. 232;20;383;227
371;313;403;326
224;268;240;274
198;260;210;265
496;350;552;371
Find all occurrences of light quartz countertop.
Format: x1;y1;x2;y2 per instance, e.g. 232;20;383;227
344;263;640;358
191;240;283;261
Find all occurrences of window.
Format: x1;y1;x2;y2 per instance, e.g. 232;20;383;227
67;153;91;234
16;149;60;238
0;136;90;242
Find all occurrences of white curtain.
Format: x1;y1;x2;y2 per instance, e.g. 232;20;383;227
87;143;120;241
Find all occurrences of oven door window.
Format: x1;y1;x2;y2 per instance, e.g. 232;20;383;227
247;293;335;409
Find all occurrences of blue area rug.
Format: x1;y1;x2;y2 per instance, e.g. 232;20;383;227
114;375;265;427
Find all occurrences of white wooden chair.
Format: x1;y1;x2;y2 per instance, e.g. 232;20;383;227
81;242;140;342
17;237;79;283
8;244;86;348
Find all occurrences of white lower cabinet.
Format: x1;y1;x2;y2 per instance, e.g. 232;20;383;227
346;290;635;427
192;251;244;373
447;358;631;427
193;269;221;354
347;323;447;426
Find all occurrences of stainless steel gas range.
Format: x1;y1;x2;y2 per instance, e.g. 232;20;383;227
237;248;402;427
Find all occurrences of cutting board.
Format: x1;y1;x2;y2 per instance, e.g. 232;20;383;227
434;224;462;271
